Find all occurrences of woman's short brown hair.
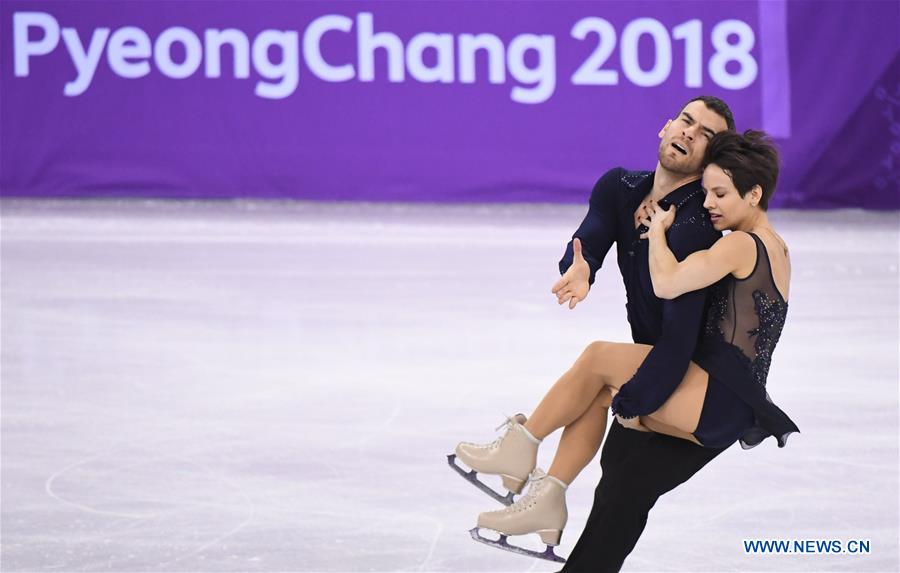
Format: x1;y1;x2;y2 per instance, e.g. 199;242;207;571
702;130;781;210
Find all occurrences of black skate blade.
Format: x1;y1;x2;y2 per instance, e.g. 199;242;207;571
446;454;516;506
469;527;565;563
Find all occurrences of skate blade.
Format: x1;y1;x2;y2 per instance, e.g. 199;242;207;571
469;527;565;563
446;454;516;506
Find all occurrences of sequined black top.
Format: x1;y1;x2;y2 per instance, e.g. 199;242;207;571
693;232;799;448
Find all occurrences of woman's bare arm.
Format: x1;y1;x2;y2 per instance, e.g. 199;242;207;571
643;205;755;299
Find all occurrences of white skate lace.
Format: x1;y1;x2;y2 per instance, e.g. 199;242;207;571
460;414;523;451
493;413;520;433
501;468;547;513
468;414;520;451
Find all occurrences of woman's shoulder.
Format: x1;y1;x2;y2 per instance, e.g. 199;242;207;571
716;230;758;253
715;231;759;279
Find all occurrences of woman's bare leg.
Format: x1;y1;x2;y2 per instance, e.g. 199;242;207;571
546;388;612;485
522;340;708;484
640;416;701;443
523;342;649;441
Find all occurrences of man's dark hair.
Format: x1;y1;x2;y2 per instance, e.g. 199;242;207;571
702;129;781;211
685;96;736;131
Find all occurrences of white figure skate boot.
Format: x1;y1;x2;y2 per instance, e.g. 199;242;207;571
447;413;541;505
469;468;568;563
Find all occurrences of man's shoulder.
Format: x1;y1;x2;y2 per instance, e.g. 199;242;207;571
598;167;653;189
593;168;652;199
619;168;653;190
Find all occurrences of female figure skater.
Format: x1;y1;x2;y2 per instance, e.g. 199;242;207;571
449;130;800;562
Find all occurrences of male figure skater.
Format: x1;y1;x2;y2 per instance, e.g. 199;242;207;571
552;96;735;572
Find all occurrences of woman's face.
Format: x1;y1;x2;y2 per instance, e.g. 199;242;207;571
701;163;759;231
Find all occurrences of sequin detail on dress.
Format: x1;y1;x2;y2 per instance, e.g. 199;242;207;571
748;289;788;387
701;236;788;381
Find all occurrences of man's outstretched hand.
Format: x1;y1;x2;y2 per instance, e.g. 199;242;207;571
552;237;591;309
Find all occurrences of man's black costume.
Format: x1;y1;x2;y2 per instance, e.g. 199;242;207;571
557;168;726;572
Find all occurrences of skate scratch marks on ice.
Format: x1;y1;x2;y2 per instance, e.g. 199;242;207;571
417;518;444;571
356;404;402;455
44;440;257;568
150;454;257;568
45;442;159;519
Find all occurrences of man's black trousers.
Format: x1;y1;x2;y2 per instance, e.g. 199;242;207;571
559;421;729;572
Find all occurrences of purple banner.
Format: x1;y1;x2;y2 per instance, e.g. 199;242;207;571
1;1;897;208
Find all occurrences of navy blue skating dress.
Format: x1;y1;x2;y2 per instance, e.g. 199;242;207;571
613;232;800;449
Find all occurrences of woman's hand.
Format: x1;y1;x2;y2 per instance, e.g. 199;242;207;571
615;414;652;432
639;203;676;239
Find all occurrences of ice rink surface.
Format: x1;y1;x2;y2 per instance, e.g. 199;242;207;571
1;199;898;572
